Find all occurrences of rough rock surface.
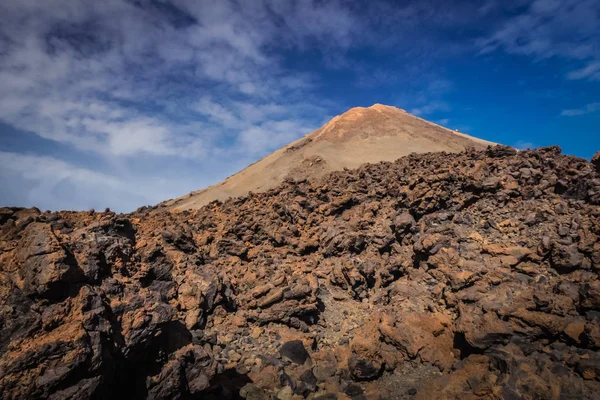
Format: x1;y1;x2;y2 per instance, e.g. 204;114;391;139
1;146;600;399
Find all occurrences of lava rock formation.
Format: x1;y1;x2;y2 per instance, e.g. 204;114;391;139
1;146;600;399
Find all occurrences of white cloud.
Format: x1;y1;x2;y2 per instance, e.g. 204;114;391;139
0;0;358;160
561;103;600;117
195;97;242;129
235;103;289;124
411;101;450;116
514;140;535;150
478;0;600;81
195;96;322;155
567;61;600;81
0;0;353;211
238;120;315;155
0;151;149;211
403;78;455;117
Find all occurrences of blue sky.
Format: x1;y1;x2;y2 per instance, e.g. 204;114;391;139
0;0;599;212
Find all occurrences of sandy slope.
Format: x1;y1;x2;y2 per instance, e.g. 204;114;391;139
167;104;496;210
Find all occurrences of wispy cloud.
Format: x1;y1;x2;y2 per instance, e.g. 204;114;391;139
0;0;357;211
561;103;600;117
514;140;535;150
406;79;455;116
195;96;321;155
0;0;352;159
567;61;600;81
426;80;454;96
0;151;154;211
478;0;600;81
411;101;450;116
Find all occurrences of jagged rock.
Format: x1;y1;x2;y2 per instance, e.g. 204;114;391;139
392;211;415;232
348;354;383;381
280;340;310;364
2;147;600;399
15;223;84;299
551;244;585;273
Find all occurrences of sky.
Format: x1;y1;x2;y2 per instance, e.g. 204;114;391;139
0;0;599;212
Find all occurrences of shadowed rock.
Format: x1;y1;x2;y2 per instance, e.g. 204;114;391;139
592;151;600;172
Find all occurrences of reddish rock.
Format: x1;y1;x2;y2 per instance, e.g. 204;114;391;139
1;146;600;399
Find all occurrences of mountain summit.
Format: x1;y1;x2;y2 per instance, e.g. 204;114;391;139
167;104;495;210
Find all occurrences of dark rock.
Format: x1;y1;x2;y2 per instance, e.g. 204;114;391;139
280;340;310;364
592;151;600;172
343;382;364;397
551;244;585;273
293;369;318;396
348;354;382;381
299;369;317;389
486;145;518;157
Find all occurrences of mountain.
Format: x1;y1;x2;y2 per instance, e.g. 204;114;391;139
166;104;496;210
2;146;600;399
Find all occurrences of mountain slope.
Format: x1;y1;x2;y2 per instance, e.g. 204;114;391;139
167;104;496;210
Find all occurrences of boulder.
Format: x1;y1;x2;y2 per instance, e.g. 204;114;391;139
280;340;310;364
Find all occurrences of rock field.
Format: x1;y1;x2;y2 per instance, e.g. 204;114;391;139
1;146;600;399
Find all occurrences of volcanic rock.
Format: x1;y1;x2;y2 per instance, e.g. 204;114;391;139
280;340;310;365
1;146;600;399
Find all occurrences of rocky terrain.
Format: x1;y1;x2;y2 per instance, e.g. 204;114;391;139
166;104;495;210
1;145;600;399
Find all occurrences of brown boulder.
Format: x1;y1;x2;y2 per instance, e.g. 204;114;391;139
14;223;84;299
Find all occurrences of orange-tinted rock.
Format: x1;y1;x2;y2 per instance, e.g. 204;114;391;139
2;146;600;398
